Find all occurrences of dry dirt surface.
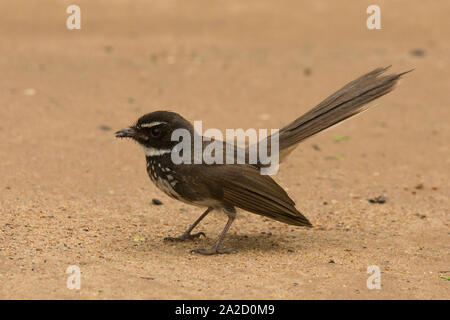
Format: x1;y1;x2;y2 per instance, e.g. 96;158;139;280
0;0;449;299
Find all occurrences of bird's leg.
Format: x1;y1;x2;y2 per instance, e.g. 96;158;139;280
191;211;236;255
164;207;212;241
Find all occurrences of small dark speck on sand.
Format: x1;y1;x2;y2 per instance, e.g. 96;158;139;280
152;198;163;205
415;213;427;219
99;125;111;131
410;49;425;57
104;46;114;53
368;195;386;204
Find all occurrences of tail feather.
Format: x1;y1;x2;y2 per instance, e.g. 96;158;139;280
276;66;411;161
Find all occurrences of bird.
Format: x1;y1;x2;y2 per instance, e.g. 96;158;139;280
115;66;410;255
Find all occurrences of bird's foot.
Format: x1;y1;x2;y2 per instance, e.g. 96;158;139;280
164;232;206;242
190;247;236;255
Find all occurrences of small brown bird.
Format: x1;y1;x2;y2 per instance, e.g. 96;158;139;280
116;66;409;255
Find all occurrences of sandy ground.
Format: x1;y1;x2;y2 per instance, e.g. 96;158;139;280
0;0;449;299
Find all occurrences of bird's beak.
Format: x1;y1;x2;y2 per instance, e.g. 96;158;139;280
115;127;136;139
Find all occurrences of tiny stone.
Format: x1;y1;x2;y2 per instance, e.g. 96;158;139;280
368;195;386;204
152;198;163;205
410;49;425;57
99;125;111;131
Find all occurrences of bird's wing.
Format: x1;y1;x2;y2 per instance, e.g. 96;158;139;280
197;164;312;227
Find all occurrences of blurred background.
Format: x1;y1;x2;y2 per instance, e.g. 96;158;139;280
0;0;448;299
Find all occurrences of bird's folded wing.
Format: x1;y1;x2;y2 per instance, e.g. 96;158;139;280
200;164;312;227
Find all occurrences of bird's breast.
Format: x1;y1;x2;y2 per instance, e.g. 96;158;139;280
146;157;180;200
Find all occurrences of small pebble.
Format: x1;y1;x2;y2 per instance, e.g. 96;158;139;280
99;125;111;131
152;198;163;205
368;195;386;204
410;49;425;57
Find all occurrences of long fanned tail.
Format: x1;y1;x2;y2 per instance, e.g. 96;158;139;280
275;66;412;161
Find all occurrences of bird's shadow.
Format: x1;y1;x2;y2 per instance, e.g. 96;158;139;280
161;230;344;255
220;233;290;253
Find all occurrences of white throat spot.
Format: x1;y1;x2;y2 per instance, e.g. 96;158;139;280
143;146;171;157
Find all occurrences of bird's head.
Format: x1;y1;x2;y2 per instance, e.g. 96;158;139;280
115;111;194;155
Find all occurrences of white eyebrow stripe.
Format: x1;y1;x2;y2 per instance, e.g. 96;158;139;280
140;121;167;128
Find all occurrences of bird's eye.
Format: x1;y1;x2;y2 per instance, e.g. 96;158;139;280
150;126;162;137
